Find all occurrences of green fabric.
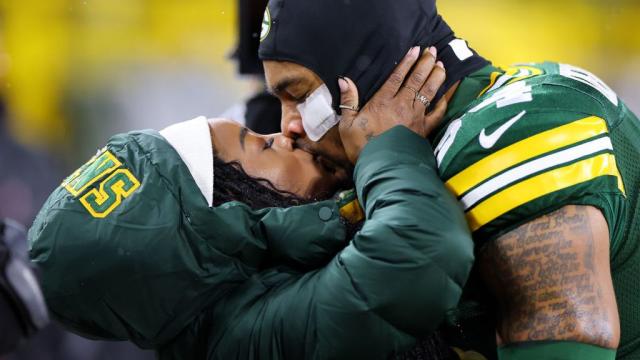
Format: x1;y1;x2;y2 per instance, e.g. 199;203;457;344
434;62;627;245
608;107;640;360
434;62;640;359
158;126;474;359
498;341;616;360
28;130;349;348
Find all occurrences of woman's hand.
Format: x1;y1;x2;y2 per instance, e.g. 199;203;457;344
338;46;448;164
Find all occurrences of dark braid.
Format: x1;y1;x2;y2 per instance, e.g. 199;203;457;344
212;154;363;238
212;155;310;209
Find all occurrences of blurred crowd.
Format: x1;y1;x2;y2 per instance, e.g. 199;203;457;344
0;0;638;359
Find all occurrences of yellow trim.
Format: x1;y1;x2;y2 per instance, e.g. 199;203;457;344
64;150;122;197
478;66;544;97
478;71;502;97
446;116;608;198
339;199;365;224
505;65;544;85
79;169;141;219
61;147;109;187
61;151;103;188
467;153;623;231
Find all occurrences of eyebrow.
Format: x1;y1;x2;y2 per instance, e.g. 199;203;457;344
239;127;248;152
268;77;303;96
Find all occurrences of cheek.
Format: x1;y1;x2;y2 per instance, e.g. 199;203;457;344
263;157;321;198
252;166;290;190
286;158;333;197
249;160;308;196
243;154;330;198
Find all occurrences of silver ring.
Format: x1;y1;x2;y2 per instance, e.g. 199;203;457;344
339;104;359;112
416;93;430;107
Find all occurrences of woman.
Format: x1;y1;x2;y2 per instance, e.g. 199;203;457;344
29;48;473;359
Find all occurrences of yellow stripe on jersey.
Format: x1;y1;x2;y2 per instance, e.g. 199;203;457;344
478;66;544;97
467;153;623;231
479;71;502;97
446;116;608;198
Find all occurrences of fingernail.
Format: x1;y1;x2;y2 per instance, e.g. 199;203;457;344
338;77;349;93
429;46;437;57
409;46;420;58
436;61;445;69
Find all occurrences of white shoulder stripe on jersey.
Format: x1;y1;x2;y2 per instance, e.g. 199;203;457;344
461;136;613;210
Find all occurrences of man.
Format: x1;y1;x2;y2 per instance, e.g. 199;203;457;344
258;0;639;359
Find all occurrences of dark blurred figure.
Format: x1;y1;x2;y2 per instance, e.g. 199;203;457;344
221;0;281;134
0;219;49;357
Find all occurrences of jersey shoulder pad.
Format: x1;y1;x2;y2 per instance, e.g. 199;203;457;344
435;92;626;241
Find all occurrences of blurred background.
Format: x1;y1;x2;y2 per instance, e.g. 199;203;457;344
0;0;638;359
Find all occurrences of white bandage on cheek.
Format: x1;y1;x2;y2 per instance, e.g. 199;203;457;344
297;84;341;142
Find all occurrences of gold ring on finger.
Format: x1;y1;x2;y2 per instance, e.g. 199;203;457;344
416;93;431;107
339;104;359;112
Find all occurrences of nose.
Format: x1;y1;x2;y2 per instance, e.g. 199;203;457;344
274;134;295;151
281;102;307;139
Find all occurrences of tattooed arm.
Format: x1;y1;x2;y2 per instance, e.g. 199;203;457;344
479;205;620;349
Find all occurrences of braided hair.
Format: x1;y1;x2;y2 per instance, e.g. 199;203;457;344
212;155;310;209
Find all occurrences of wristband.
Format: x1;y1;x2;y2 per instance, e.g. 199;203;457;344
498;341;616;360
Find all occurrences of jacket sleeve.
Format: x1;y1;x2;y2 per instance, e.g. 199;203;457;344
347;125;474;333
192;126;475;359
27;130;349;349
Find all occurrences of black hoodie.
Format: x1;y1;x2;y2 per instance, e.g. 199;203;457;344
259;0;489;112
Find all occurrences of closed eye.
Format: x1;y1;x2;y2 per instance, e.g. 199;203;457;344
291;92;310;103
263;137;275;150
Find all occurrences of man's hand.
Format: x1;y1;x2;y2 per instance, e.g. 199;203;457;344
338;46;447;164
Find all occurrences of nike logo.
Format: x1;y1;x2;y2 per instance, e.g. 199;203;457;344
479;110;526;149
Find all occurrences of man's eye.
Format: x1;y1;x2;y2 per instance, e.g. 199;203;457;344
290;92;309;103
263;138;275;150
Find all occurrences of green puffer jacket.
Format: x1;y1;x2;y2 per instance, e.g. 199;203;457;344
29;126;473;359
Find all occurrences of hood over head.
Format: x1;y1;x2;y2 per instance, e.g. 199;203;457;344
259;0;489;113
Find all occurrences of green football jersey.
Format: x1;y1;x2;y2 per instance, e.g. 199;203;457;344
433;62;639;359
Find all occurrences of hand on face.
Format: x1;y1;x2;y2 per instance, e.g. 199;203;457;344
338;46;448;164
264;46;447;169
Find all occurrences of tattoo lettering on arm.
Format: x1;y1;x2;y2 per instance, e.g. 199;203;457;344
479;205;620;348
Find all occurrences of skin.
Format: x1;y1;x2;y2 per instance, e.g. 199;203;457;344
263;47;620;350
263;47;453;167
207;47;449;201
336;47;448;164
480;205;619;348
262;60;352;170
208;119;349;199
